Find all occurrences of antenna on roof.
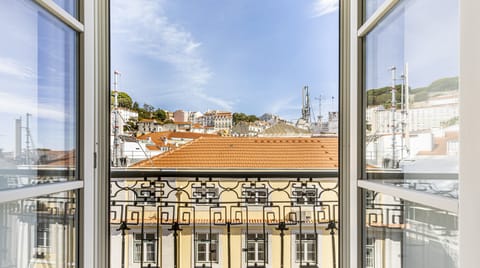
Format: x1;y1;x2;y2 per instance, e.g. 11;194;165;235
112;70;121;167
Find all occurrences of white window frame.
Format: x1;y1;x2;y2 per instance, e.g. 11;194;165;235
343;0;480;267
193;232;220;267
291;232;321;268
132;232;157;264
0;0;107;267
242;231;271;268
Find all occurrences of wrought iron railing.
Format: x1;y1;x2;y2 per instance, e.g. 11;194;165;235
110;170;339;268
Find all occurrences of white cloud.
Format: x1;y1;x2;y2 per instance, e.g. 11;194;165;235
0;92;68;122
112;0;232;110
312;0;339;18
0;58;35;79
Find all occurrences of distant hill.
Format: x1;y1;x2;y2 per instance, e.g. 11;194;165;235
367;77;458;107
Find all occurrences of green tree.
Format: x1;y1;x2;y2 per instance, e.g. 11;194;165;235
111;91;133;108
233;112;258;125
153;109;167;121
143;103;155;113
132;101;139;111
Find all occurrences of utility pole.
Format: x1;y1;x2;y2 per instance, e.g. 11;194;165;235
389;66;397;168
112;70;121;167
25;113;31;165
404;63;410;159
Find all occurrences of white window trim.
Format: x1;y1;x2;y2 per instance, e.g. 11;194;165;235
351;0;480;267
459;0;480;267
34;0;84;32
192;230;222;268
290;231;321;268
357;0;399;37
242;230;272;268
358;180;458;213
132;232;157;264
0;181;83;203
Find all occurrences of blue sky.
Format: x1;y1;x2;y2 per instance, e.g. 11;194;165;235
111;0;339;121
0;0;76;153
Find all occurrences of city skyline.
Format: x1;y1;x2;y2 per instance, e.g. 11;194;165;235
111;0;339;122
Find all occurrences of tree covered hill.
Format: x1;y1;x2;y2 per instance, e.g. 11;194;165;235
367;76;458;107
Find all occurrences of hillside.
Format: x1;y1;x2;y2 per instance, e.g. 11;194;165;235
367;77;458;107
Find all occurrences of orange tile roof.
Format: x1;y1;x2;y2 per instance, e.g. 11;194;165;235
133;137;338;169
44;150;76;167
138;131;219;146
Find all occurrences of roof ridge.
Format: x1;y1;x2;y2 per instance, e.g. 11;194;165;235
132;137;203;167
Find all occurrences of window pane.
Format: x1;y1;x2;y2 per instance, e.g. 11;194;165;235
364;0;389;22
364;0;459;191
145;242;155;262
0;190;77;266
133;243;142;262
363;191;458;268
52;0;78;18
0;0;77;190
197;252;206;262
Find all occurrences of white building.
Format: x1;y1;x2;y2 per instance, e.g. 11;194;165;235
201;110;233;131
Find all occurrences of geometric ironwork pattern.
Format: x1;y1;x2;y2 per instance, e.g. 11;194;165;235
110;175;339;268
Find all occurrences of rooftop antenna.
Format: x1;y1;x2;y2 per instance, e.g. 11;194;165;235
301;86;311;123
404;63;410;158
389;66;397;168
112;70;121;167
24;113;35;166
315;95;323;123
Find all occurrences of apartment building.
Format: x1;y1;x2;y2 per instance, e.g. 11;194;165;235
0;1;479;268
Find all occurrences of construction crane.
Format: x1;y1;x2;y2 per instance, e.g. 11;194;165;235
301;86;311;123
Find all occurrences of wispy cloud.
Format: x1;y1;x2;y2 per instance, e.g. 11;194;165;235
0;92;68;122
311;0;339;18
0;58;35;79
112;0;232;111
269;95;301;120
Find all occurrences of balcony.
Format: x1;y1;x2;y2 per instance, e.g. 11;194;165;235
110;169;339;268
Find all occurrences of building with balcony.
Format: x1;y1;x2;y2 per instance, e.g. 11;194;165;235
111;137;338;268
0;1;479;268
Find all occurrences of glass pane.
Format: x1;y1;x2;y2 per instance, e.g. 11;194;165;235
364;0;459;190
363;191;458;268
133;243;142;262
145;243;155;262
197;252;206;262
364;0;388;21
0;190;77;267
52;0;78;18
0;0;77;190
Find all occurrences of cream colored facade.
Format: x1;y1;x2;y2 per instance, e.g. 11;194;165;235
110;178;339;268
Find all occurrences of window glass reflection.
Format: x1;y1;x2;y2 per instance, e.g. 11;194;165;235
0;0;77;189
364;0;459;176
364;0;388;21
363;191;458;268
0;190;77;267
52;0;78;18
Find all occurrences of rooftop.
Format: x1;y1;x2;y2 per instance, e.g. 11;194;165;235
133;136;338;169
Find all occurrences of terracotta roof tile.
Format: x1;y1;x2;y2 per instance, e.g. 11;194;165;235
138;131;219;147
133;137;338;169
